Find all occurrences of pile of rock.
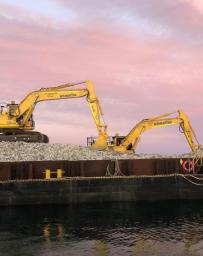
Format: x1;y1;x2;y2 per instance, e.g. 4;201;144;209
0;142;200;162
0;142;134;162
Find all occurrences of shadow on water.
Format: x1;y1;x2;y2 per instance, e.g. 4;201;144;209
0;201;203;256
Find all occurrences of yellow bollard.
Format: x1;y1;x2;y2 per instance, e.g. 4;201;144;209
57;169;63;179
45;169;51;180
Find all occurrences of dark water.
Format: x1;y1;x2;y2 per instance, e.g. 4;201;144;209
0;202;203;256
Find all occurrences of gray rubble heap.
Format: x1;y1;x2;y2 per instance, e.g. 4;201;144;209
0;142;201;162
0;142;134;162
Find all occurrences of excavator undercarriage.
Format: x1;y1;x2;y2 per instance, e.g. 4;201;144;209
0;130;49;143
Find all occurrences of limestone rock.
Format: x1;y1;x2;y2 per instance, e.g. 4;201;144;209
0;142;199;162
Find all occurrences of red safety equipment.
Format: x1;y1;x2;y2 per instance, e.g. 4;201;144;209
182;159;194;173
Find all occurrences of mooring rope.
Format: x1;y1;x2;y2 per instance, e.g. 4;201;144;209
179;174;203;186
188;175;203;180
106;159;124;176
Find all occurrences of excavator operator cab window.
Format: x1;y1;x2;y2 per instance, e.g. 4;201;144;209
112;135;125;146
7;102;18;117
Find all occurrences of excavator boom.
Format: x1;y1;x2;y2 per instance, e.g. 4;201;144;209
0;81;108;149
112;110;199;153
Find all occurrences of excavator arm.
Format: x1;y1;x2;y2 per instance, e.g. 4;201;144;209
0;81;108;149
15;88;88;126
113;110;200;153
85;80;108;149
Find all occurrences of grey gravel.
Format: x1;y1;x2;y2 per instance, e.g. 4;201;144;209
0;142;133;162
0;142;201;162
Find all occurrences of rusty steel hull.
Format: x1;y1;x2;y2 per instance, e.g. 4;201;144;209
0;158;202;206
0;158;196;181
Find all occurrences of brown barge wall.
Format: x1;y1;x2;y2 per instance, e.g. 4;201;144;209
0;158;200;180
0;158;202;206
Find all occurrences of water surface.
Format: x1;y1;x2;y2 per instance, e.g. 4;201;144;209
0;201;203;256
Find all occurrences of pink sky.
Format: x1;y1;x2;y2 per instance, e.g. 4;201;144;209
0;0;203;153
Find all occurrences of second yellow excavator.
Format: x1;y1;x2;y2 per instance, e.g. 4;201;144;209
88;110;200;153
112;110;200;153
0;80;108;149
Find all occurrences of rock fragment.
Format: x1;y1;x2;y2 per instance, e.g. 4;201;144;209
0;142;201;162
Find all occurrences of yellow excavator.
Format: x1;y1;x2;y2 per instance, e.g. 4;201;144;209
0;80;108;149
88;110;200;153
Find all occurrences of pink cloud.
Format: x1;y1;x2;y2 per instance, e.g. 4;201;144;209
0;1;203;153
191;0;203;14
55;0;203;36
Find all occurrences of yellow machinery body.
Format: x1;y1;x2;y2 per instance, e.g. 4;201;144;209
112;110;200;153
0;80;108;149
87;110;200;154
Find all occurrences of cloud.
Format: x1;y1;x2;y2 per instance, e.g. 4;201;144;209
55;0;203;42
0;1;203;153
191;0;203;14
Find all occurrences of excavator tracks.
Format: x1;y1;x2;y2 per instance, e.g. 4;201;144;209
0;130;49;143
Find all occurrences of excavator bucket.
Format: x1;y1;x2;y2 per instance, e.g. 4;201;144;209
90;133;108;150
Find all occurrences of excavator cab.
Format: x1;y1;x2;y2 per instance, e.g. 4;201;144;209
7;101;18;117
87;135;125;147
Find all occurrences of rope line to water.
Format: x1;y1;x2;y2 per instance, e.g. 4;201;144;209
179;174;203;186
106;159;124;176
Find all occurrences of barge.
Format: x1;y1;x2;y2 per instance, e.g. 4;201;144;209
0;158;203;206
